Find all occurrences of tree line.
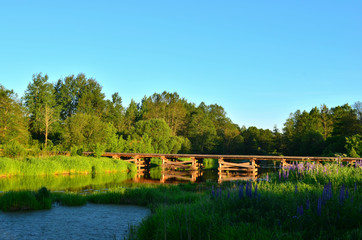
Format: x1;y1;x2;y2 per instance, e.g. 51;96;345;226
1;73;361;157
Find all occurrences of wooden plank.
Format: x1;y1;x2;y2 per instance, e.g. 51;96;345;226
219;161;251;167
85;152;362;163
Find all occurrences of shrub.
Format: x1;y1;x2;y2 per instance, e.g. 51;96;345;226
3;141;26;158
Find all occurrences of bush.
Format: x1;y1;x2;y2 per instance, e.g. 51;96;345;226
3;141;26;158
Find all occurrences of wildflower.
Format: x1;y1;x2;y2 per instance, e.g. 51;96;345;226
339;184;345;205
279;171;281;181
246;182;252;198
297;205;304;216
345;187;349;199
227;191;230;199
295;185;298;194
266;173;269;182
238;184;244;199
211;185;215;198
317;197;322;216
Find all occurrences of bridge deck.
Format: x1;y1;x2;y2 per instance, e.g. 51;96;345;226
92;152;361;162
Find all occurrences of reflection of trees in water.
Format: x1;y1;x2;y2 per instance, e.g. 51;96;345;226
0;172;135;192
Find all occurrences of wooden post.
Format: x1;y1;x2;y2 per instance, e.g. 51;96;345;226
191;157;197;170
218;157;224;173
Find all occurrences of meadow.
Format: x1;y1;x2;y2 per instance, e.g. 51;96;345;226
0;160;361;239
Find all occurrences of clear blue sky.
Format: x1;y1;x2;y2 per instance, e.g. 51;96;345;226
1;0;361;130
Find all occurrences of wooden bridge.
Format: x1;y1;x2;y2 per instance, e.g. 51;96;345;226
86;152;361;183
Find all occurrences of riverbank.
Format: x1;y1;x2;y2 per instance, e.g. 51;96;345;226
0;156;135;177
0;161;361;239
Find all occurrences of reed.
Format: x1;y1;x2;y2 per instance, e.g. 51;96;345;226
0;156;135;177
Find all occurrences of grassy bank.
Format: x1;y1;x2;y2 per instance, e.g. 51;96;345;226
0;156;136;177
0;161;361;239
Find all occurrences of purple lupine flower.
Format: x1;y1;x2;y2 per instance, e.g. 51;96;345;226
266;173;269;182
279;171;281;181
295;185;298;194
246;182;252;198
322;182;333;204
345;187;349;199
339;184;345;205
286;170;289;179
239;183;244;199
306;199;310;210
317;197;322;216
298;205;304;216
211;185;215;198
216;187;222;198
227;191;230;199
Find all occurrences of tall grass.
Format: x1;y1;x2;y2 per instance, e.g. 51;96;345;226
131;162;362;240
0;156;135;177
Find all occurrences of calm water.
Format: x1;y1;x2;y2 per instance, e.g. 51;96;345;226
0;203;150;240
0;165;277;193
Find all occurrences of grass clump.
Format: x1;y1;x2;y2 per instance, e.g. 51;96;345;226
52;192;87;206
0;187;51;211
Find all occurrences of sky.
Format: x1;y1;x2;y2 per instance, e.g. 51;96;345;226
0;0;361;130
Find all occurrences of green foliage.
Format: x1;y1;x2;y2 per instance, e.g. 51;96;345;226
345;134;361;157
3;141;26;158
93;143;106;158
0;84;29;145
4;74;362;156
129;119;183;153
23;73;60;147
63;113;108;150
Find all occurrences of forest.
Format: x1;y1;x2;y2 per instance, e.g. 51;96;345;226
1;73;361;157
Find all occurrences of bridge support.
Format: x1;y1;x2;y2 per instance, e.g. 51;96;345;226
218;157;258;183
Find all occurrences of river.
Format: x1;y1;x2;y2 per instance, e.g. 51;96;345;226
0;203;150;240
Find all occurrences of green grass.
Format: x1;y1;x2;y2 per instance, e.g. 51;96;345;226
0;187;52;211
0;156;136;177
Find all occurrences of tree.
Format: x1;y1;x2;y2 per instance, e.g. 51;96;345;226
139;91;187;135
331;104;361;137
77;78;106;116
63;113;108;150
186;104;218;153
54;74;87;120
320;104;333;139
23;73;59;147
353;101;362;124
103;92;125;133
124;99;139;132
131;119;182;153
0;85;29;145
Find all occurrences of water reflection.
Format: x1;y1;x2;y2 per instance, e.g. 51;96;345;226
0;161;279;192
